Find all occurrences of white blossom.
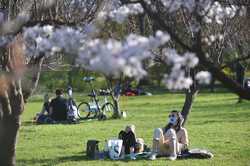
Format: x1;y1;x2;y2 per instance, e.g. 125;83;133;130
23;25;93;57
159;0;239;25
23;25;53;57
184;52;199;68
203;2;238;24
195;71;211;84
163;74;193;90
0;36;13;48
18;0;241;91
203;33;224;45
156;30;171;44
77;32;170;79
98;3;144;24
162;48;198;89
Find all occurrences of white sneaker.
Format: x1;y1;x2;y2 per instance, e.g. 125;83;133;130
149;153;157;160
167;155;177;161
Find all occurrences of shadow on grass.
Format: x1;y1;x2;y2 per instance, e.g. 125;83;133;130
190;109;250;125
191;119;250;126
57;153;91;162
21;121;34;127
18;152;151;166
193;100;250;111
18;152;91;166
21;119;93;127
21;115;120;127
18;151;213;166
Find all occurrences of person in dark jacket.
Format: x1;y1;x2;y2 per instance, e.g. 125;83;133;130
118;125;144;160
49;89;68;121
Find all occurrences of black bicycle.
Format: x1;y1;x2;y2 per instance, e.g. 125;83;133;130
77;77;115;120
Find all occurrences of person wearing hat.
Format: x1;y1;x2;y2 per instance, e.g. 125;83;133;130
149;110;189;160
49;89;68;121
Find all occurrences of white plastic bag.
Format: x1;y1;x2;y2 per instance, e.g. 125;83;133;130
107;139;123;160
67;105;78;118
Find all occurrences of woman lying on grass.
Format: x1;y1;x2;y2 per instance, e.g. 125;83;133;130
149;110;189;160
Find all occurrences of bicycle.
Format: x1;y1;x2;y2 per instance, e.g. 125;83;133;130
77;76;115;120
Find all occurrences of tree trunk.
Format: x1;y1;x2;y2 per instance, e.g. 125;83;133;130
181;89;198;126
181;68;198;126
105;76;122;118
0;85;24;166
210;75;215;92
0;30;32;166
0;114;21;166
112;97;121;118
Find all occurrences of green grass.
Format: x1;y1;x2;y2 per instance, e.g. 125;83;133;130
16;92;250;166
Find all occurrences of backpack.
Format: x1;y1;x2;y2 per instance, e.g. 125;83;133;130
86;140;100;159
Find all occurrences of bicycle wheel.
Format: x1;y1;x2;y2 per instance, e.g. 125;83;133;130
101;102;115;119
77;102;96;119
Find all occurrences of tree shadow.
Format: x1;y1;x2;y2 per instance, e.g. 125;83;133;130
18;150;214;165
21;119;87;127
18;151;153;165
21;121;34;127
18;152;92;166
57;153;91;162
191;109;250;125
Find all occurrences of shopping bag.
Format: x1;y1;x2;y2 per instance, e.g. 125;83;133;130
107;139;123;160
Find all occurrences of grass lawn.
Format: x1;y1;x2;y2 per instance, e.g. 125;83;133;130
16;92;250;166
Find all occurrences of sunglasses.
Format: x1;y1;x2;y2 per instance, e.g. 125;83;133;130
168;114;176;118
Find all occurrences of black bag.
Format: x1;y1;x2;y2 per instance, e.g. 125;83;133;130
86;140;99;159
178;148;214;159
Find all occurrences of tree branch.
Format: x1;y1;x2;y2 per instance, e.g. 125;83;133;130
141;0;250;100
120;0;141;5
216;0;250;6
139;0;193;51
194;31;250;100
221;54;250;69
22;56;44;102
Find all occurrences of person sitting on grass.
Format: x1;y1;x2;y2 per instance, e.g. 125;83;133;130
149;110;189;160
66;86;78;123
49;89;68;122
118;125;144;160
35;94;53;124
39;93;50;115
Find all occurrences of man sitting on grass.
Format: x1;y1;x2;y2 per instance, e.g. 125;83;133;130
149;110;189;160
49;89;68;122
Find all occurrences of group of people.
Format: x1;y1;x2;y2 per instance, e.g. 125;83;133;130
36;88;188;160
35;88;78;124
118;110;188;160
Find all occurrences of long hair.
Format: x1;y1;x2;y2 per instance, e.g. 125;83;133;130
164;110;184;133
175;111;184;132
